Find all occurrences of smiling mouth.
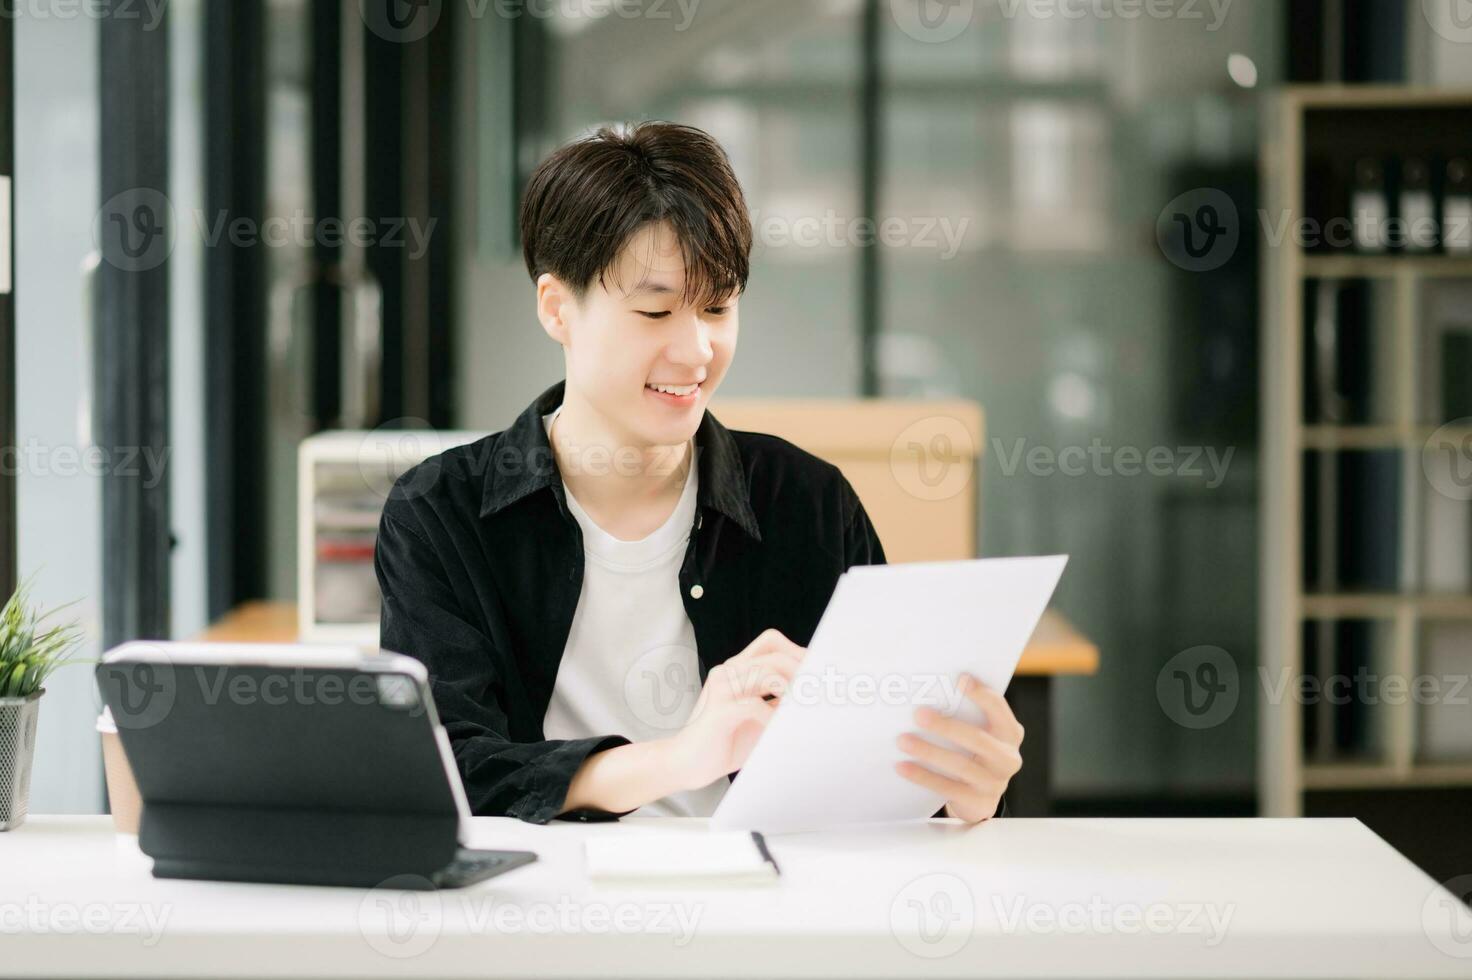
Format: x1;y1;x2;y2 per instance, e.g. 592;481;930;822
645;382;701;397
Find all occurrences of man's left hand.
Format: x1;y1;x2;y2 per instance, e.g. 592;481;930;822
895;674;1022;823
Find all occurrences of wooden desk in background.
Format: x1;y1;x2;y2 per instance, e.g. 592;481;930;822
199;601;1097;815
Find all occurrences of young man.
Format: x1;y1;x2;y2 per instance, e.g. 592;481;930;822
375;122;1023;823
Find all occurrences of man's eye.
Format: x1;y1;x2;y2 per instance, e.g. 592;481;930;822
637;310;672;320
704;306;730;316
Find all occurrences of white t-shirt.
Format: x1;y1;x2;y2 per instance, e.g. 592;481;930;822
539;411;730;817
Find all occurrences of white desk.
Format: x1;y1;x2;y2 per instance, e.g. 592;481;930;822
3;815;1470;978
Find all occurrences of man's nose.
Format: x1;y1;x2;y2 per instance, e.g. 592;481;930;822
667;313;714;366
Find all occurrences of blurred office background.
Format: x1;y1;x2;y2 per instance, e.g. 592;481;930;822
5;0;1472;879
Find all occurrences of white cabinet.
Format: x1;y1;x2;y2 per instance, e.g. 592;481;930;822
297;430;486;645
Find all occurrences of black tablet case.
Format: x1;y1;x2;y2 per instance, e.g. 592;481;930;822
96;659;462;889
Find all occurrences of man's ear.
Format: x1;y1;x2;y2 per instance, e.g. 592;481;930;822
536;273;573;346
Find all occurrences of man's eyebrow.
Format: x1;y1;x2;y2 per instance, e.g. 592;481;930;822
624;279;680;297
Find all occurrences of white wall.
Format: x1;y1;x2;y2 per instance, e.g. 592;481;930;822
16;13;104;814
170;0;209;643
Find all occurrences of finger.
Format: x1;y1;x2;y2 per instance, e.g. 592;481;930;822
894;760;991;815
915;706;1018;760
897;734;996;786
908;722;1021;780
717;652;803;700
733;628;806;663
690;670;762;726
959;675;1024;744
725;696;779;726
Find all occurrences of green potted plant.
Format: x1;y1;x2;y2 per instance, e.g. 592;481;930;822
0;579;83;831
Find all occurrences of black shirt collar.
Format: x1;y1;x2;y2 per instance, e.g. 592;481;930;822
479;381;762;542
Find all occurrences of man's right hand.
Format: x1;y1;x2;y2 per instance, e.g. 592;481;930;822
664;628;807;790
560;628;806;817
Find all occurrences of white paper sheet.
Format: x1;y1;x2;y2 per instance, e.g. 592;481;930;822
710;555;1068;834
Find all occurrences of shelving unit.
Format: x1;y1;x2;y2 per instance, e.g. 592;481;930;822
1260;87;1472;816
297;430;486;645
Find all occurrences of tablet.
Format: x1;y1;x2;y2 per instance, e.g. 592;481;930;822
710;555;1068;834
96;642;535;889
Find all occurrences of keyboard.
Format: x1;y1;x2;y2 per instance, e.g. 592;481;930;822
432;847;538;889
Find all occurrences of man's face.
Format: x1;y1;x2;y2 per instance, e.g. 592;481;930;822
545;221;739;448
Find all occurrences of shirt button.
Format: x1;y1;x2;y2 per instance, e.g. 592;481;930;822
690;584;704;600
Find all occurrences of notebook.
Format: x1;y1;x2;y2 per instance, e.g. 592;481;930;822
585;831;780;886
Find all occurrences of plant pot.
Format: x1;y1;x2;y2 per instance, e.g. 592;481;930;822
0;690;43;831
